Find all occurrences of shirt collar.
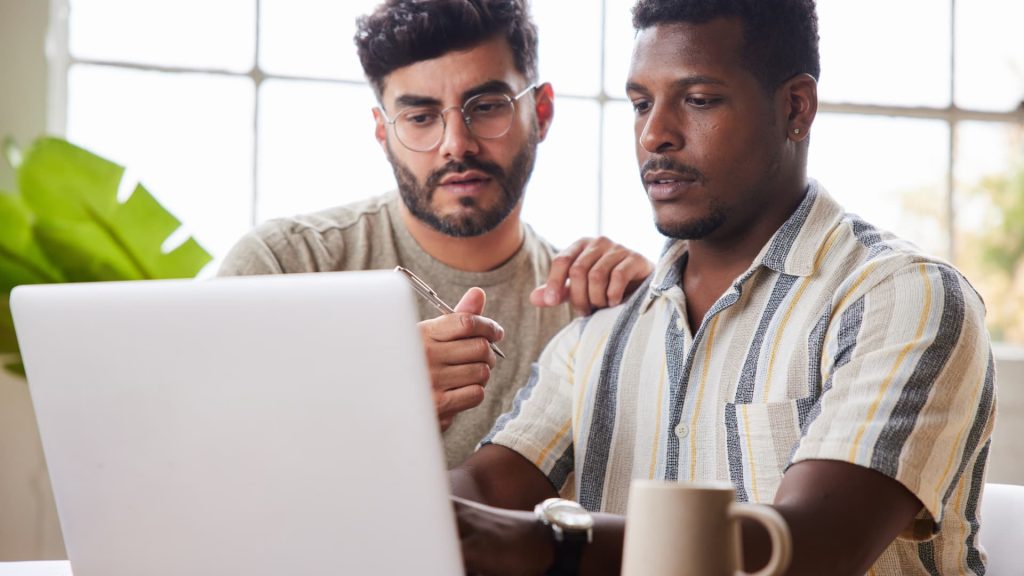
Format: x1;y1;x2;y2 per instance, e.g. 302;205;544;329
641;180;845;312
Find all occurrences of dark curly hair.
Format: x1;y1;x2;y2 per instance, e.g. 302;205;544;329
355;0;539;98
632;0;820;92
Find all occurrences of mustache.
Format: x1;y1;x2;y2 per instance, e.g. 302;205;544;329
426;157;507;189
640;156;707;184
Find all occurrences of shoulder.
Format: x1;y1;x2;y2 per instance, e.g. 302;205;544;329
218;192;400;275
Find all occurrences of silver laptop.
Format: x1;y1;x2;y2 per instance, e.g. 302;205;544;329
11;271;462;576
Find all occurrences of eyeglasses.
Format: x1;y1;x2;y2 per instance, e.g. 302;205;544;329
379;84;537;152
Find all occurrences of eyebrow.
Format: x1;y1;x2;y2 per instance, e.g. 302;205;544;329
392;80;517;110
625;75;727;94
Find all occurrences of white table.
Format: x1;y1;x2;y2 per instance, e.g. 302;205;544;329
0;562;72;576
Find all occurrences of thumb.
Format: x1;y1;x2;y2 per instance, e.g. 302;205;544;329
453;287;487;316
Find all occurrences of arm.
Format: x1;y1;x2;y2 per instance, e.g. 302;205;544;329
451;444;627;576
740;460;922;575
451;454;920;576
531;236;653;314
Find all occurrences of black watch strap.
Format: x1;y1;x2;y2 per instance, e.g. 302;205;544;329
546;529;587;576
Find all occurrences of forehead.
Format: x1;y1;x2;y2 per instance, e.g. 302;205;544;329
627;18;747;84
380;36;525;104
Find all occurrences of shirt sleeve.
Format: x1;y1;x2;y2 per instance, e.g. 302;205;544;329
217;231;285;276
791;259;995;536
480;318;585;493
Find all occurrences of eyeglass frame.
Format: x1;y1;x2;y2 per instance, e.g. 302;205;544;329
378;84;539;153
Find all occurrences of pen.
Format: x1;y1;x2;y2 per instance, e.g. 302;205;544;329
395;266;507;359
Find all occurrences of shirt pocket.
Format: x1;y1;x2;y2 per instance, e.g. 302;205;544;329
722;399;803;503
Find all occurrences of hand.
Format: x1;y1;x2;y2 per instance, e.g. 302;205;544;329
418;288;504;431
454;496;553;576
530;236;653;314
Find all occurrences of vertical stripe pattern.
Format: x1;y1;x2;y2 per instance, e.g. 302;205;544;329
484;182;995;575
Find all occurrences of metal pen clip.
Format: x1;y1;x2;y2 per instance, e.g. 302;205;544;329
395;266;507;359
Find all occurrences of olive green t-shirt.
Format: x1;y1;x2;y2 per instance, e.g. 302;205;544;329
218;191;574;467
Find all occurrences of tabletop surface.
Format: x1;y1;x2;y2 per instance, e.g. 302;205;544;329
0;561;72;576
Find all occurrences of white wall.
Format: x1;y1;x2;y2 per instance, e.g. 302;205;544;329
0;0;66;561
0;0;51;190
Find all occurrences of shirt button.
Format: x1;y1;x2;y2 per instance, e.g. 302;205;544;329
675;318;685;331
675;423;688;438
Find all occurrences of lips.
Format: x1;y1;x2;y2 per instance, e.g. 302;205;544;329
440;171;490;186
436;171;493;197
643;170;700;201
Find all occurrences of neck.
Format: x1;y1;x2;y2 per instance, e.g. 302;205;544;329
686;177;808;281
398;202;525;272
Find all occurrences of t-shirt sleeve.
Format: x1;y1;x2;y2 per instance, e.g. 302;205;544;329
480;318;585;494
791;260;995;537
218;231;285;276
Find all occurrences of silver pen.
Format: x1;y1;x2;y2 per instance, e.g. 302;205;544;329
395;266;507;359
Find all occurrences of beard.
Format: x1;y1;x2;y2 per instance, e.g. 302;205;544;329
654;202;727;240
387;130;538;238
641;155;725;240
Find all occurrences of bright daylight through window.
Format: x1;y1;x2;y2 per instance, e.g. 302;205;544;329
57;0;1024;344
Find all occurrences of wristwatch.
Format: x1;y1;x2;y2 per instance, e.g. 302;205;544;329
534;498;594;576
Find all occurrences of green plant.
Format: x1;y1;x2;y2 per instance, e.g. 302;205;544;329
0;137;212;375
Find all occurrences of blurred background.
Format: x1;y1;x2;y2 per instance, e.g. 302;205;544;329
1;0;1022;561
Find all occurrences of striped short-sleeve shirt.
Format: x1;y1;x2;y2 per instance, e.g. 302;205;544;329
483;181;996;575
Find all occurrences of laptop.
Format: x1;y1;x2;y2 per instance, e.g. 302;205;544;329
11;271;462;576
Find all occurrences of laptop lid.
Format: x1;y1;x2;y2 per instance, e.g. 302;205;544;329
12;271;461;576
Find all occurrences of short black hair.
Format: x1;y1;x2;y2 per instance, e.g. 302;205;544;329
632;0;820;91
355;0;539;98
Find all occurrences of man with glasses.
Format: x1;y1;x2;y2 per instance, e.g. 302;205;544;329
219;0;653;467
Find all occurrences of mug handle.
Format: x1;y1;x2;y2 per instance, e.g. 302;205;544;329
729;503;793;576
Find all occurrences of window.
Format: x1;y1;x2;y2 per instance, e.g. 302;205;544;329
53;0;1024;343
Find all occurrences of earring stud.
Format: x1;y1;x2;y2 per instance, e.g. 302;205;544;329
793;128;801;135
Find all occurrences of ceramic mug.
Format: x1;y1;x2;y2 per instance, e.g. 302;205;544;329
621;480;792;576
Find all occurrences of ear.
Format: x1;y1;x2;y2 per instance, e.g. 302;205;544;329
533;82;555;142
782;73;818;143
372;107;388;151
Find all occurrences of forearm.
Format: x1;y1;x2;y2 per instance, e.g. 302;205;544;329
581;513;626;576
449;444;558;510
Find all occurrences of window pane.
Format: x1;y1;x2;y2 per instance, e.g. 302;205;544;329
522;98;601;250
534;1;602;97
816;0;951;108
807;114;950;258
66;64;255;273
955;0;1024;112
601;100;665;262
259;0;379;81
604;0;637;98
68;0;255;72
256;79;395;223
954;121;1024;344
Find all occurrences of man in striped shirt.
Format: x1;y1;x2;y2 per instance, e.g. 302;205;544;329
448;1;995;575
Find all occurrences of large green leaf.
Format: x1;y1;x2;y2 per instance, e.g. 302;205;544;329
0;191;64;290
18;138;211;280
1;137;214;376
0;294;18;356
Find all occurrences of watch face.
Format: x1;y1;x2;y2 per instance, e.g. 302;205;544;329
547;501;595;531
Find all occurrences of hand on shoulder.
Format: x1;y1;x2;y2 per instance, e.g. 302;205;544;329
531;236;654;314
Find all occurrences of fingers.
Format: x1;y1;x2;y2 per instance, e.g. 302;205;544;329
422;311;504;345
534;237;654;313
418;289;502;429
436;384;485;430
454;286;487;315
604;251;655;307
541;238;589;307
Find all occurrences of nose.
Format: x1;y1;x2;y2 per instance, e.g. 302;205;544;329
437;106;480;160
638;103;684;154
